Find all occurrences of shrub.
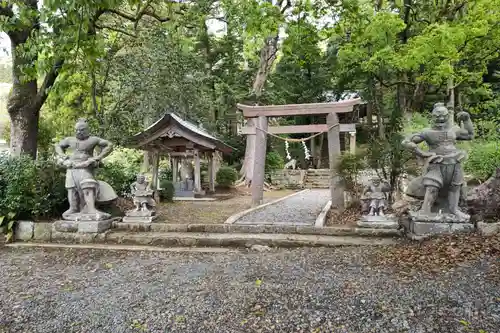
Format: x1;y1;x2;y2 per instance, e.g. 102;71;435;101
464;140;500;181
335;152;367;196
216;166;238;187
159;179;175;202
266;151;284;172
96;162;137;197
0;155;67;220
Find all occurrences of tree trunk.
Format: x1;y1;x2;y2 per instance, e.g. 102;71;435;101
239;118;256;186
238;35;279;186
8;28;39;158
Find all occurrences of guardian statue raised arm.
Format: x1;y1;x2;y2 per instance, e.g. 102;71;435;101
402;102;474;220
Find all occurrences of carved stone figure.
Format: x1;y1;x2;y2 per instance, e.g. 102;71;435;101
284;159;297;170
130;174;156;213
55;119;117;221
402;102;474;221
363;177;390;216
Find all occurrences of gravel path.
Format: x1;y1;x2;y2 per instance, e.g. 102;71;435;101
1;246;499;333
236;189;330;225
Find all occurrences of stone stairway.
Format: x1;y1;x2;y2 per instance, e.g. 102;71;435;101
304;169;330;188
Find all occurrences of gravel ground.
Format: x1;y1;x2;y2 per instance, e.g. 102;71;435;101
1;246;498;333
236;189;331;224
156;190;296;224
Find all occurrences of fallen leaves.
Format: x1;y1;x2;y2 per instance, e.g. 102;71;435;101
327;207;361;226
369;233;500;277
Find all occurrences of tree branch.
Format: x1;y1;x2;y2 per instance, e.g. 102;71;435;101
0;3;13;17
95;23;137;37
105;8;175;23
33;59;64;111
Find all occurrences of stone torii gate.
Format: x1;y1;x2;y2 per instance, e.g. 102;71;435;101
237;98;362;208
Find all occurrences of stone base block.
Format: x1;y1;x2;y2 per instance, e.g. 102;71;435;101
15;221;34;241
78;220;113;233
477;222;500;236
357;215;399;230
408;211;470;224
125;210;156;217
33;222;52;241
53;220;78;233
122;216;158;223
409;221;474;239
53;219;112;233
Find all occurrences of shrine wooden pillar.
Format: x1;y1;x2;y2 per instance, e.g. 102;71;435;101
251;116;268;206
193;148;201;193
151;151;161;202
208;151;216;193
171;156;178;182
349;131;356;154
151;151;160;189
327;112;344;210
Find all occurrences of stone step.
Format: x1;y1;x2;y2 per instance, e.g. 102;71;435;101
103;231;399;248
113;222;401;238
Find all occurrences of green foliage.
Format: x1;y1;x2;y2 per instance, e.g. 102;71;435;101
464;141;500;181
159;180;175;203
216;166;238;187
0;155;66;220
335;152;367;194
96;162;137;197
265;151;284;172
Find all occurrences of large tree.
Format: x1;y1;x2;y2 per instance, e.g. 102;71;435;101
0;0;187;158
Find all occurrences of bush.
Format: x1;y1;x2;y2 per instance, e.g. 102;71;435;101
216;166;238;187
0;155;67;220
335;152;367;195
464;140;500;181
266;151;284;172
96;162;137;197
159;179;175;202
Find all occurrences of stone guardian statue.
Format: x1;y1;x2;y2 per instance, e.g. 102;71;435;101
363;177;391;216
402;103;474;221
55;119;117;221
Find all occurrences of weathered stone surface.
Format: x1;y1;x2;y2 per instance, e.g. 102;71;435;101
78;219;112;233
122;216;157;223
15;221;34;241
33;223;52;241
358;216;399;229
410;221;474;236
125;209;155;217
114;222;152;232
477;222;500;236
51;231;98;243
53;220;78;233
150;224;188;233
409;211;470;224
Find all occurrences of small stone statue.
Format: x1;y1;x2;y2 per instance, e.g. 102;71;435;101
363;177;390;216
284;159;297;170
130;174;156;213
55;119;117;221
402;102;474;221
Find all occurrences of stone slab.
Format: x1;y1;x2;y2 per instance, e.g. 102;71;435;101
410;221;474;236
409;211;470;224
78;219;113;233
357;220;399;230
15;221;34;241
33;222;52;241
53;220;78;233
477;222;500;236
122;216;158;223
125;210;156;217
